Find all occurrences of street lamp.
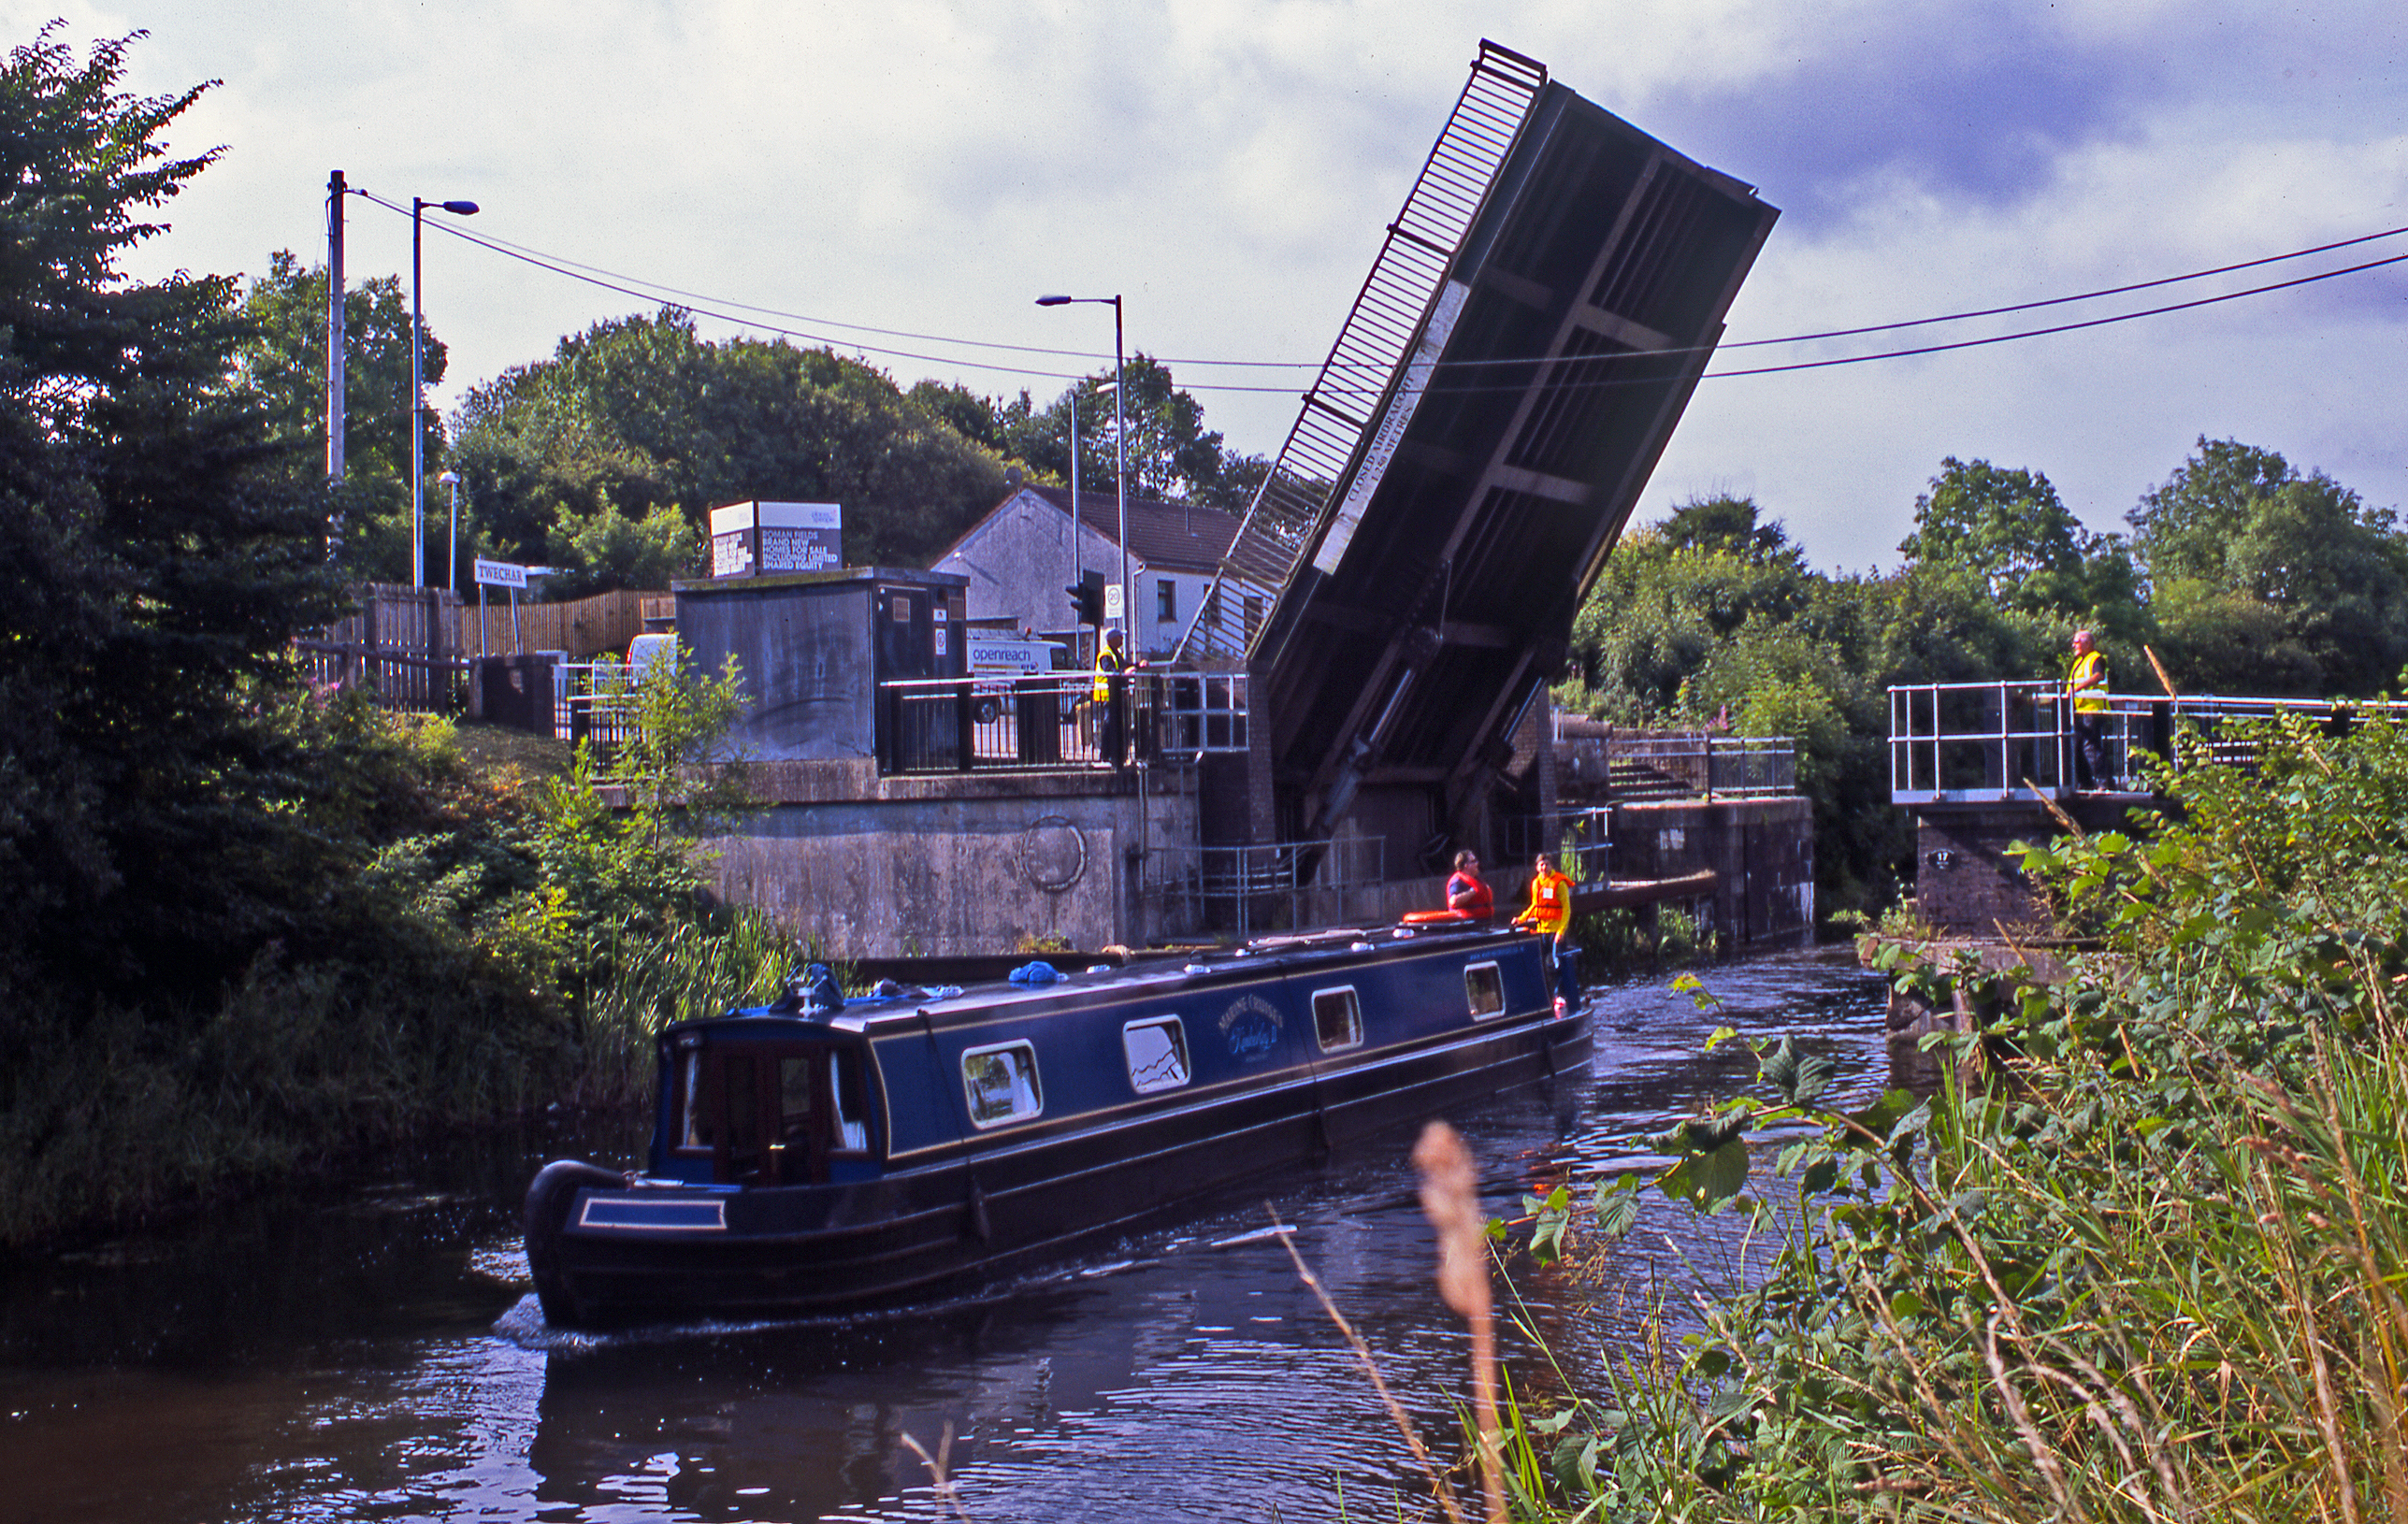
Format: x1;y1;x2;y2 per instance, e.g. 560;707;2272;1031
1036;294;1128;653
412;195;479;588
440;469;463;594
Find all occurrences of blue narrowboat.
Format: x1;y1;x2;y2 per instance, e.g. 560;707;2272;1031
524;921;1588;1327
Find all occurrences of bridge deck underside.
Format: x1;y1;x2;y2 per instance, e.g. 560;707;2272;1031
1253;81;1779;842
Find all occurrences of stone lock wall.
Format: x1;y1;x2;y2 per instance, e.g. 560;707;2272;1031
704;762;1196;959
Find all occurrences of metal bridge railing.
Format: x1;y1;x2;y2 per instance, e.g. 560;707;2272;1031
1145;836;1388;940
877;670;1253;776
1609;735;1798;799
1178;42;1549;668
1503;806;1614;884
1888;682;2408;804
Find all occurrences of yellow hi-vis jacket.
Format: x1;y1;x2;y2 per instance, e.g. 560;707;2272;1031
2069;649;2108;713
1092;645;1126;704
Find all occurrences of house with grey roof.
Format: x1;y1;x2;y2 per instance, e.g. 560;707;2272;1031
930;484;1242;661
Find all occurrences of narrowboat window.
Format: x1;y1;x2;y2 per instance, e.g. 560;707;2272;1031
962;1042;1043;1129
721;1054;761;1152
829;1049;871;1151
1122;1016;1190;1095
679;1050;713;1150
1313;987;1363;1053
777;1056;815;1143
1464;961;1505;1020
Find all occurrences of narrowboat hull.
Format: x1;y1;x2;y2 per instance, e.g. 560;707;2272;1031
526;926;1587;1326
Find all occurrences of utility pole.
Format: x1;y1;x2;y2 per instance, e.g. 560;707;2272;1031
325;170;345;483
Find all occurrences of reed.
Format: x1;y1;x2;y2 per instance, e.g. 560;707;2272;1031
565;907;801;1103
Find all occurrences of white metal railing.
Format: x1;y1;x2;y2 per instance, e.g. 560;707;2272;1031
878;669;1252;774
1888;682;2408;804
1159;670;1250;755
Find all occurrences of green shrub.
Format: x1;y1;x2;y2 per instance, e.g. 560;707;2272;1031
1493;713;2408;1519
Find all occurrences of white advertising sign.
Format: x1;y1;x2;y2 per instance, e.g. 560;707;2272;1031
708;500;844;577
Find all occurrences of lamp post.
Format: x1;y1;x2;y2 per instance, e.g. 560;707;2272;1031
1036;295;1127;653
1067;389;1080;641
412;196;479;587
440;469;463;594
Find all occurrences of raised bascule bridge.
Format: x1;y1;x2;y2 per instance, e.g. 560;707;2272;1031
675;42;1810;958
1173;41;1791;926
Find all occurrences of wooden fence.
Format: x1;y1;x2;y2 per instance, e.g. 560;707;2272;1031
454;587;661;661
294;585;674;715
295;583;462;711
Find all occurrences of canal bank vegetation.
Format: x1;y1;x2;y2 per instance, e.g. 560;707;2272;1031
1474;710;2408;1519
0;670;786;1249
0;32;803;1248
1560;451;2408;925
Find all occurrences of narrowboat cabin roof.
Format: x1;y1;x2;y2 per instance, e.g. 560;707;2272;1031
666;922;1521;1040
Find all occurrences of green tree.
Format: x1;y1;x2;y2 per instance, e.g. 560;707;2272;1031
1569;498;1814;716
2126;436;2298;582
0;29;350;999
546;495;702;598
450;309;1006;577
233;250;454;585
989;355;1269;510
2129;439;2408;695
1899;458;2084;592
1897;456;2146;644
905;378;1002;451
1564;495;2061;916
1657;493;1801;563
236;249;442;482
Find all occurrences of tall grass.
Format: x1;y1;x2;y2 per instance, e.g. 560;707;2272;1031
567;907;803;1104
0;918;577;1247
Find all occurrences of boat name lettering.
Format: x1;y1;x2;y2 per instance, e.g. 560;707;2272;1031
1218;994;1283;1062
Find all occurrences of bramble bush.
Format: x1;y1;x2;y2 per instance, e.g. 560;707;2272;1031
1488;712;2408;1521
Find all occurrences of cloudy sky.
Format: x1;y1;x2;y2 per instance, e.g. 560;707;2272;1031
16;0;2405;569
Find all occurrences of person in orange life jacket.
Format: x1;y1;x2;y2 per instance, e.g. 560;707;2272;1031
2067;628;2109;790
1091;628;1142;769
1514;854;1579;1009
1445;850;1492;918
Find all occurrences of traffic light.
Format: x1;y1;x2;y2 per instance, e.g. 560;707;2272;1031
1066;569;1105;626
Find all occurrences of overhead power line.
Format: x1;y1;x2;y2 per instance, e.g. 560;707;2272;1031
360;190;2406;396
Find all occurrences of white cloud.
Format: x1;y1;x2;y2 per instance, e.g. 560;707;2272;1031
9;0;2404;569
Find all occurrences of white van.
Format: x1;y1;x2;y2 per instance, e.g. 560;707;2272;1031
966;635;1063;677
966;635;1065;723
627;633;677;684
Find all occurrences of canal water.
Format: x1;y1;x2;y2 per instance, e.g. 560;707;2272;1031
0;953;1889;1524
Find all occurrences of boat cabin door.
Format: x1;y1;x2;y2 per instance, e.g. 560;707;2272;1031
678;1041;876;1186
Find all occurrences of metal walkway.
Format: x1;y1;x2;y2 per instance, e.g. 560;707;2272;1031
1889;681;2406;805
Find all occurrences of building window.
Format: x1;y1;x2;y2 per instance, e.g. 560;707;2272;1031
1122;1016;1191;1094
1158;579;1177;623
1312;987;1363;1053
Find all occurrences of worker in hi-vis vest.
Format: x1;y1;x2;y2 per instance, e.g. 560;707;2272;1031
1092;628;1136;769
2067;628;2109;790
